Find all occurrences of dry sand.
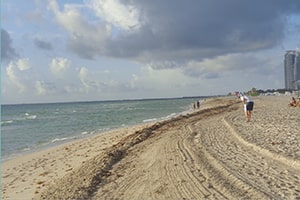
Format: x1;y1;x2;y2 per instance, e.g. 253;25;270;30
2;95;300;200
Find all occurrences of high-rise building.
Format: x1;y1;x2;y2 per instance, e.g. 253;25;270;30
284;50;300;90
294;51;300;85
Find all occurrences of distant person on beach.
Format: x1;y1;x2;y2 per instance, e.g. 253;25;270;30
288;97;297;107
297;98;300;107
197;100;200;109
193;101;200;109
239;93;254;122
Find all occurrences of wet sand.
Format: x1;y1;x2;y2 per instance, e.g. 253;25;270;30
2;95;300;199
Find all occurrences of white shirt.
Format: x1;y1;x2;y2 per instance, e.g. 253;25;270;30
240;95;252;103
240;95;253;112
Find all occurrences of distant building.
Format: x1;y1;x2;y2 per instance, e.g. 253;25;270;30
284;50;300;90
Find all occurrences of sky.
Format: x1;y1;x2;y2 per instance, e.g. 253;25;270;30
2;0;300;104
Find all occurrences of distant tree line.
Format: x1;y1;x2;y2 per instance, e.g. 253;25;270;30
254;88;289;94
228;88;293;96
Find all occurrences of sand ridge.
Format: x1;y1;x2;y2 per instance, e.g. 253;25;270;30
2;124;154;200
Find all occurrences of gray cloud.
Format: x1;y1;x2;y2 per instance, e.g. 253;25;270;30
1;29;19;62
107;0;299;61
51;1;300;65
34;38;53;50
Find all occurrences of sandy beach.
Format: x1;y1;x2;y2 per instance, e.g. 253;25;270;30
2;95;300;199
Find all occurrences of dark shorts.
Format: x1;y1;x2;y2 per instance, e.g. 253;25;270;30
246;102;254;111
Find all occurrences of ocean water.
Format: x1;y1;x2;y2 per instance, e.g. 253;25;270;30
1;97;203;160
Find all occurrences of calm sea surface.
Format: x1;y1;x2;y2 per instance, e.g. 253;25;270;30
1;97;203;160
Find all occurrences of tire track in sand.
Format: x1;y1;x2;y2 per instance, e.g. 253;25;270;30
192;111;300;199
93;120;232;199
93;101;257;199
37;98;300;199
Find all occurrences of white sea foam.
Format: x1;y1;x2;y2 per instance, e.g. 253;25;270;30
1;120;14;125
143;118;157;123
22;147;31;151
23;113;37;120
51;137;68;143
165;112;177;119
98;128;110;132
26;115;37;120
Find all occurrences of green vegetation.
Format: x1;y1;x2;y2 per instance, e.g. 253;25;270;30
230;88;294;97
248;88;296;96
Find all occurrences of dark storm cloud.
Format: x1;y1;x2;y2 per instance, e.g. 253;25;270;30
68;0;300;63
1;29;19;62
117;0;299;58
34;38;53;51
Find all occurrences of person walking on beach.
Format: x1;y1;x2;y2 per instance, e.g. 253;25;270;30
197;100;200;109
239;93;254;122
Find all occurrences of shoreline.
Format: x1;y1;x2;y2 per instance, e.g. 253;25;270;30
3;95;300;200
2;121;158;199
1;123;153;163
1;98;211;199
2;98;197;162
2;94;207;163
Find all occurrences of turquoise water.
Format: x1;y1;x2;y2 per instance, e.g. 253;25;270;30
1;97;203;160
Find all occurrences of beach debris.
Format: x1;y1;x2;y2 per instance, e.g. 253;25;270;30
271;141;283;145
